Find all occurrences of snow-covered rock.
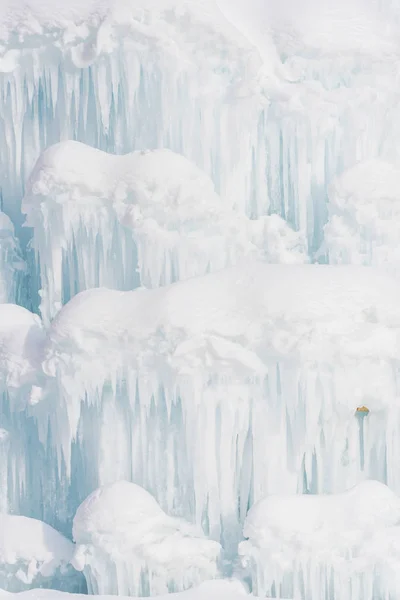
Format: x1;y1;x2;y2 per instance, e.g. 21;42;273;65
72;481;221;596
239;480;400;599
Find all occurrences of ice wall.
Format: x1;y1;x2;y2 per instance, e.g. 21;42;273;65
0;0;270;234
239;481;400;600
24;141;306;324
30;262;400;555
72;481;221;596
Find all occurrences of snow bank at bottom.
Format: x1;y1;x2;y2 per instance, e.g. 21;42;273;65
0;514;80;592
239;480;400;599
71;481;221;596
0;579;261;600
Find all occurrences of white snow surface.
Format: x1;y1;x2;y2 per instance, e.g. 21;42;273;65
324;159;400;269
0;579;257;600
43;261;400;376
0;514;74;591
23;141;306;324
239;480;400;599
72;481;221;596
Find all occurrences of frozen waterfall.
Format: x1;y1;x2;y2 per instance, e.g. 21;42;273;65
1;0;400;599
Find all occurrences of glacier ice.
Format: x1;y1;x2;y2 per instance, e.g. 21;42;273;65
0;513;83;592
239;480;400;600
71;481;221;596
23;141;306;324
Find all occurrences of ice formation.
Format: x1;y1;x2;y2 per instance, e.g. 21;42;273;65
239;480;400;600
0;213;25;304
23;141;306;324
0;0;270;233
24;261;400;556
324;159;400;269
0;513;81;592
71;481;221;596
0;0;400;598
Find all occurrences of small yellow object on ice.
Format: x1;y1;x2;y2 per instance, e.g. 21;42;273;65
356;406;370;414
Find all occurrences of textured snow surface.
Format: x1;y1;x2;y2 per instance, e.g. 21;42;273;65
24;141;306;323
71;481;221;595
239;480;400;599
324;159;400;269
0;514;76;592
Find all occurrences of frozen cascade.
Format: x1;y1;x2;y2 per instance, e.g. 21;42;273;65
23;140;307;324
0;0;270;232
29;262;400;558
1;0;400;598
239;480;400;600
71;481;221;596
0;513;84;592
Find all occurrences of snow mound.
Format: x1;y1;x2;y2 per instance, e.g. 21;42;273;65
0;304;44;402
24;141;306;324
44;262;400;376
239;480;400;599
72;481;221;596
324;160;400;269
0;514;76;592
